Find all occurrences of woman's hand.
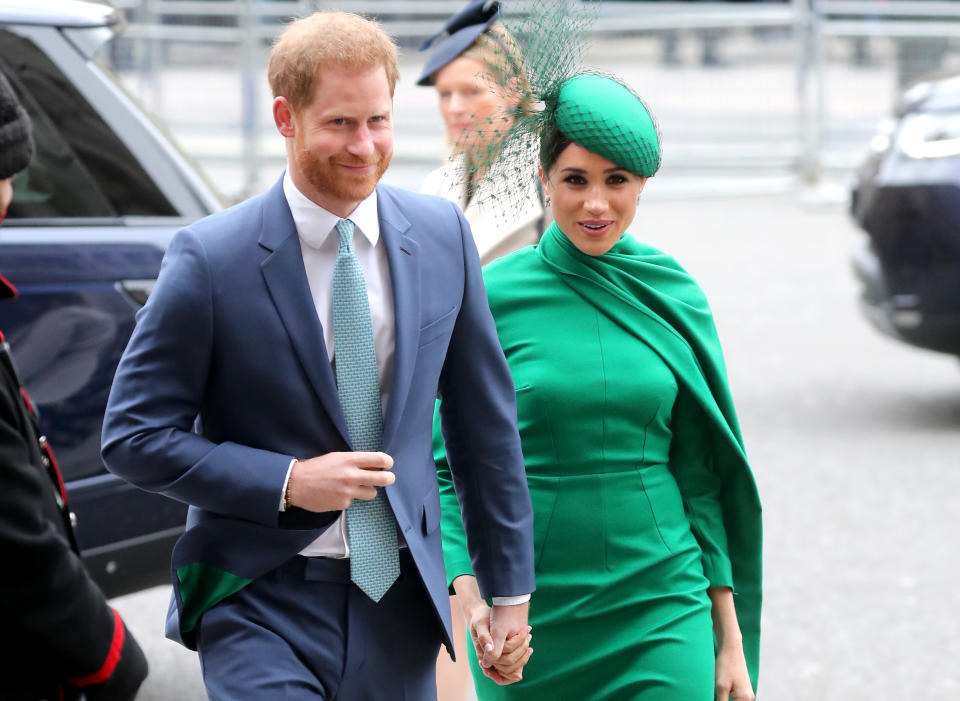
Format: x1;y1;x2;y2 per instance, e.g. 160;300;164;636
708;587;754;701
715;642;754;701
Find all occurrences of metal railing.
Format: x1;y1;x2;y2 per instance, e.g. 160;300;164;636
801;1;960;181
98;1;960;201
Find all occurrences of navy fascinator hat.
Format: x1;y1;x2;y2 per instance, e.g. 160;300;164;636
416;0;501;86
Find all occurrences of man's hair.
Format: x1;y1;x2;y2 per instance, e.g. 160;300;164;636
268;11;400;112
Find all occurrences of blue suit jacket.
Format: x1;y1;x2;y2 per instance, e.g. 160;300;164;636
101;177;534;652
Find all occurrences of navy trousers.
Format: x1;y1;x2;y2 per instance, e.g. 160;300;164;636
197;550;441;700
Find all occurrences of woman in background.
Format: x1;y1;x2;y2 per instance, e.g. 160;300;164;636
418;0;543;265
434;71;763;700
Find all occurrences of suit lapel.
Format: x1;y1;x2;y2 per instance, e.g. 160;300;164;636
258;178;350;444
378;187;420;450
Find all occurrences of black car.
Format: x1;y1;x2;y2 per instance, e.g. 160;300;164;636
850;72;960;358
0;0;220;597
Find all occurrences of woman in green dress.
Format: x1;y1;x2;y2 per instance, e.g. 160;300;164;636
433;72;762;700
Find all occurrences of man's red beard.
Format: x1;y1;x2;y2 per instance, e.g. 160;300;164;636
295;141;391;205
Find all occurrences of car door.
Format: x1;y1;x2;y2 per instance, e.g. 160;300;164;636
0;23;216;597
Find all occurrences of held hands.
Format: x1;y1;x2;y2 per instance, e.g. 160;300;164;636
488;603;533;684
286;452;394;512
454;580;532;685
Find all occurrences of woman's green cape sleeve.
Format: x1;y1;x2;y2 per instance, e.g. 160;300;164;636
432;399;476;589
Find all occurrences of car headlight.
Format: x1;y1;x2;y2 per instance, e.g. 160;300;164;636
896;112;960;159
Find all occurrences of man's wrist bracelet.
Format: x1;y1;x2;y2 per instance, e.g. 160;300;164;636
284;462;295;510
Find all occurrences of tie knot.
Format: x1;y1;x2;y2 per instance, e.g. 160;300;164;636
336;219;356;250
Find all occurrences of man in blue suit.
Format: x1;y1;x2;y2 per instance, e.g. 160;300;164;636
101;11;534;700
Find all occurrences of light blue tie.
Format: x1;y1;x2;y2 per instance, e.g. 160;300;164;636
333;218;400;602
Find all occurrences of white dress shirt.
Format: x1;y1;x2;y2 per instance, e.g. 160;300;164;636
280;172;393;558
278;173;530;605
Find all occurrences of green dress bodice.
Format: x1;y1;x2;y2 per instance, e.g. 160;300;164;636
434;226;762;699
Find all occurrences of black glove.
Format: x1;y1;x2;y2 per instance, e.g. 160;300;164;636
79;621;148;701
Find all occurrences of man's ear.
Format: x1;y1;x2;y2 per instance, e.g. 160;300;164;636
273;96;296;137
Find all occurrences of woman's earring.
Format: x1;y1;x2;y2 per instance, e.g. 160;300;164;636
636;194;641;205
545;195;551;207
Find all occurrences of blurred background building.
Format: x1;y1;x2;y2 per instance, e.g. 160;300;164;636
92;0;960;204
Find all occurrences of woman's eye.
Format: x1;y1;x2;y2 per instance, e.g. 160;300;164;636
607;175;628;185
563;175;586;185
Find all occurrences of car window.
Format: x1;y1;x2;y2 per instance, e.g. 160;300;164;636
0;30;176;220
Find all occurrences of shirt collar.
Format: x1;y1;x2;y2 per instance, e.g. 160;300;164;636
283;170;380;250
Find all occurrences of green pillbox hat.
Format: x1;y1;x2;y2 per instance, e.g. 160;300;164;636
554;74;660;177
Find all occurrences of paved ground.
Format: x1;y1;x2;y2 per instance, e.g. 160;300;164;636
112;190;960;700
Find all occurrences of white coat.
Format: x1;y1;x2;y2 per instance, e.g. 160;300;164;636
421;156;544;265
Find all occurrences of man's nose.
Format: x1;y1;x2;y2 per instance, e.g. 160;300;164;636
347;125;375;159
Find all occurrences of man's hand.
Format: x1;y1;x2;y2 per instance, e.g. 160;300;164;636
480;602;530;680
461;600;530;686
490;627;533;682
452;577;532;686
286;452;394;512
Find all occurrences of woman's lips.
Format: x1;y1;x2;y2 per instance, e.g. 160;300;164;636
578;220;613;236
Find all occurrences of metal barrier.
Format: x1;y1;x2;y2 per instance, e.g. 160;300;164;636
803;1;960;182
97;1;960;202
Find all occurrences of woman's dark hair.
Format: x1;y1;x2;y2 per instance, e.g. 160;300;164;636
539;123;574;174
